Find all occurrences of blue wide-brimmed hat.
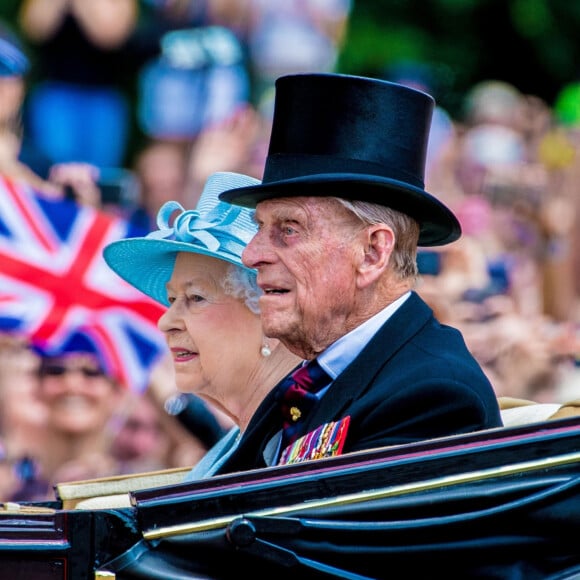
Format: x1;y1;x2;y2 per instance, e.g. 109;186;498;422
103;172;260;306
219;73;461;247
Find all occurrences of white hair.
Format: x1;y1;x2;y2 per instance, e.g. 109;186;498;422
335;198;420;279
222;264;261;314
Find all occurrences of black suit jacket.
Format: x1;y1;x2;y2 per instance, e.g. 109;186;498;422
216;291;503;475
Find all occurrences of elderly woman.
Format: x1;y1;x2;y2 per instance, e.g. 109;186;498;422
104;172;301;478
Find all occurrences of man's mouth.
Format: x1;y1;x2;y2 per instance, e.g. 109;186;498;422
261;284;289;295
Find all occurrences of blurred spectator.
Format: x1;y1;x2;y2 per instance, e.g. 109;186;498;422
111;355;230;474
0;334;226;500
108;389;208;474
0;19;55;190
0;18;124;204
47;161;104;206
185;102;267;203
109;391;167;473
54;128;259;231
126;3;256;212
17;0;138;168
125;0;206;69
417;244;580;406
32;345;130;496
129;139;190;229
242;0;353;103
47;160;143;226
130;96;270;219
0;333;48;501
136;24;250;143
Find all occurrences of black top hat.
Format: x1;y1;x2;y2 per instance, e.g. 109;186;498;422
220;73;461;246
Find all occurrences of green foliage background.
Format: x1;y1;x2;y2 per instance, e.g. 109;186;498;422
338;0;580;118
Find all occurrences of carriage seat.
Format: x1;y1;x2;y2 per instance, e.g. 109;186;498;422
499;396;580;427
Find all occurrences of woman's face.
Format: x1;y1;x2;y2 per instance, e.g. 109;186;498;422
38;353;120;435
158;253;263;402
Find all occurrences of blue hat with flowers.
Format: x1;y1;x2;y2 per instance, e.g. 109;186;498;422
103;171;260;306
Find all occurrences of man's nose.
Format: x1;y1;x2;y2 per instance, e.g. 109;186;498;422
242;231;266;269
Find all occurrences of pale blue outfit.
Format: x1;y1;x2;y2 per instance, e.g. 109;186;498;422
183;427;242;480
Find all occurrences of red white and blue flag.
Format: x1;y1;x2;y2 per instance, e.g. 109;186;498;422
0;175;167;393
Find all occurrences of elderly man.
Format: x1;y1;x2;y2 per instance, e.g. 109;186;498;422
217;72;502;470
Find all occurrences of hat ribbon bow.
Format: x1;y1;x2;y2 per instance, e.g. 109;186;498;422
149;200;250;252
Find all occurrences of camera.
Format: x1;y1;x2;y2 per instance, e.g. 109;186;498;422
97;167;140;207
64;167;140;208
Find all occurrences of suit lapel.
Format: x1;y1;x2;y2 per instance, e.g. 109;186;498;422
306;291;433;427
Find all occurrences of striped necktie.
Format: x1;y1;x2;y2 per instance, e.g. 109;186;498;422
278;359;330;448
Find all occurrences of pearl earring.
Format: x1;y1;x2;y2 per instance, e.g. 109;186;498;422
261;343;272;357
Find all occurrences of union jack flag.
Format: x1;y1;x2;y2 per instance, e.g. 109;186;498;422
0;175;167;393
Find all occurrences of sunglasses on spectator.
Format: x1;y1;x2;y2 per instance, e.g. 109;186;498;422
40;364;105;378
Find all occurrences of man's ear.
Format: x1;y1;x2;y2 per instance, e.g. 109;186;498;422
357;225;393;288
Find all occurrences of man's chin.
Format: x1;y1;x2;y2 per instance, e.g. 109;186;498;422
261;314;291;341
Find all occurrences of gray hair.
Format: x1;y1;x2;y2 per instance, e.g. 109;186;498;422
222;264;261;314
335;198;420;279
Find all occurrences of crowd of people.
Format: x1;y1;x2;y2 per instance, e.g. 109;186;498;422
0;332;230;502
420;78;580;405
0;1;578;505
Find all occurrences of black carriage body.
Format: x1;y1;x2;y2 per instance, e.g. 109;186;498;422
3;418;580;579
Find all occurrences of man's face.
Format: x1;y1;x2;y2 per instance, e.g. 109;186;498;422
242;196;364;358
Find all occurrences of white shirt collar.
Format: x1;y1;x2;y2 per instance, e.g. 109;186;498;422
318;291;411;379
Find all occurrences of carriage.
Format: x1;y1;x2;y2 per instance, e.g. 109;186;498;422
3;409;580;579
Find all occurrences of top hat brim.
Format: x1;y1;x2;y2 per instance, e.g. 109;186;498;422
219;173;461;247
